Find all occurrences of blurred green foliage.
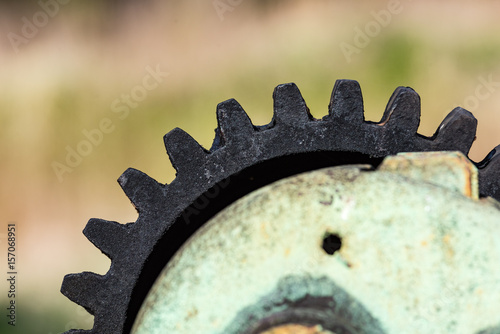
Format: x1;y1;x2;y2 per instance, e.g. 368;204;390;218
0;301;88;334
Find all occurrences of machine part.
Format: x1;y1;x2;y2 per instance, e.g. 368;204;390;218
60;80;500;334
378;151;479;199
130;152;500;334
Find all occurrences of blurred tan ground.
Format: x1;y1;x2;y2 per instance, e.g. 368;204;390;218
1;0;500;332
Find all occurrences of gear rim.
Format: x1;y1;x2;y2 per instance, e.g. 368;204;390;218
60;79;500;334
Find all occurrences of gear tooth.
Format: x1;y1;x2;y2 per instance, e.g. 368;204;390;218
432;107;477;154
272;83;312;125
61;272;104;315
164;128;208;172
479;145;500;200
216;98;254;144
63;330;91;334
83;218;129;259
328;79;365;123
118;168;164;213
378;86;421;133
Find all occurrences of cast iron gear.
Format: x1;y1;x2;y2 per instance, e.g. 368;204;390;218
60;80;500;334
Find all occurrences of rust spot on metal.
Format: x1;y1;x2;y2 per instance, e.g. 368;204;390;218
260;222;270;239
284;248;291;257
319;196;333;206
441;234;455;259
184;308;198;321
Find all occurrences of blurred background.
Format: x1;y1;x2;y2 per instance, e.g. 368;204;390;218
1;0;500;333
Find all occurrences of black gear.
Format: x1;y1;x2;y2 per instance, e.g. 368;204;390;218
60;80;500;334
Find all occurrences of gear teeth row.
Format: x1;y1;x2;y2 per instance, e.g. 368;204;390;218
62;79;500;334
61;272;105;315
83;218;130;260
164;128;209;175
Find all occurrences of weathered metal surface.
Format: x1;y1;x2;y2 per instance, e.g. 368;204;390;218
131;153;500;334
379;151;479;199
61;81;500;334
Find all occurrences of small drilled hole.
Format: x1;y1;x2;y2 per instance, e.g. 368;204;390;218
322;233;342;255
